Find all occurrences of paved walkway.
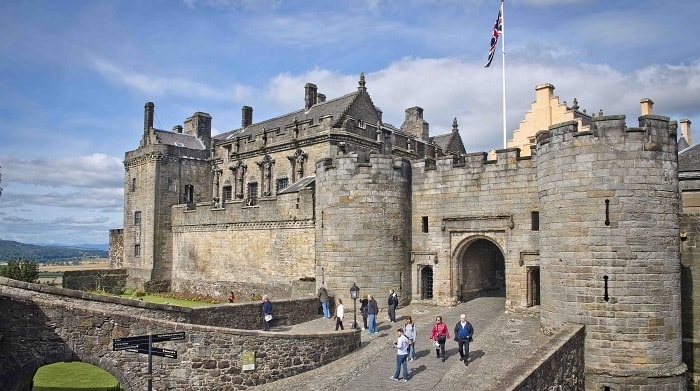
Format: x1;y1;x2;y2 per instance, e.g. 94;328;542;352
255;292;552;391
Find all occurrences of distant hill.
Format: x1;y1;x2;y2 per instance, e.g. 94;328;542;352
0;239;109;263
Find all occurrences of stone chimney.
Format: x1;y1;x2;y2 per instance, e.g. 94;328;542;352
640;98;654;115
144;102;154;131
305;83;318;110
184;111;213;150
535;83;555;104
400;106;429;140
172;125;183;134
317;93;326;103
681;119;692;146
242;106;253;128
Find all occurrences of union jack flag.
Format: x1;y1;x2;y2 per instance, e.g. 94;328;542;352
484;2;503;68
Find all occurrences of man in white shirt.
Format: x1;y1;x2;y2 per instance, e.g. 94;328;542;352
391;328;410;382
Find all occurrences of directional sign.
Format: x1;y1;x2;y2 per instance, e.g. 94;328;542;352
126;345;178;359
112;332;186;351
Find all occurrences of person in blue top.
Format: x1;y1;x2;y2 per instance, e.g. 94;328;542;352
453;313;474;366
260;295;272;331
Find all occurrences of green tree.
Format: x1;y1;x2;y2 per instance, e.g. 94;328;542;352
0;258;39;283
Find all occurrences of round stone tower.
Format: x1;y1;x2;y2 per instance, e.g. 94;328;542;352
315;154;412;305
536;114;686;389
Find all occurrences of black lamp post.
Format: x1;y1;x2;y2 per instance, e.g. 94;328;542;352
350;282;360;329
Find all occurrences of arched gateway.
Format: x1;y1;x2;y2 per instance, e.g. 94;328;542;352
456;237;505;302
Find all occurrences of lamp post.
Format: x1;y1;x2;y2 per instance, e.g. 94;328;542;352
350;282;360;329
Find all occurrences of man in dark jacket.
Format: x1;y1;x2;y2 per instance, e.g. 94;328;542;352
387;289;398;323
318;285;330;318
260;295;272;331
367;294;379;335
454;313;474;365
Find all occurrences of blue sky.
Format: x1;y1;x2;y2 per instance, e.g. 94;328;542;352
1;0;698;245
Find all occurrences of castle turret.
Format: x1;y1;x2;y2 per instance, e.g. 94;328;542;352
315;154;412;304
536;112;686;389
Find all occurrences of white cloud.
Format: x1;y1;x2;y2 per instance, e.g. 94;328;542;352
88;57;249;102
3;153;123;188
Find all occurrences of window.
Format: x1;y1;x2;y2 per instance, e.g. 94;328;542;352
531;211;540;231
131;178;136;192
134;244;140;257
184;185;194;204
247;182;258;206
422;216;429;233
222;186;232;201
134;211;141;226
276;178;289;193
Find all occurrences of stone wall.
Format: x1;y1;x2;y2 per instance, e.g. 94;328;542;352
493;323;585;391
0;278;359;391
108;228;124;269
681;213;700;389
62;269;127;292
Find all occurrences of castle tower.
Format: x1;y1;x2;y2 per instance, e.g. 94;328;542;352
315;154;412;304
536;113;686;389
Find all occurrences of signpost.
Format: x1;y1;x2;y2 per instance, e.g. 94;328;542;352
113;332;185;391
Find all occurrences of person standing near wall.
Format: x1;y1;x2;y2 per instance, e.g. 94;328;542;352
335;298;345;331
260;295;272;331
318;285;331;319
367;294;379;335
359;294;369;330
387;289;398;323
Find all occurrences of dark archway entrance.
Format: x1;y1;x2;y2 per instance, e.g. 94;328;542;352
420;266;434;299
527;266;540;306
458;238;505;301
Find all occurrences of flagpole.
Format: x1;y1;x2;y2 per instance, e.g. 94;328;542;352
500;0;507;149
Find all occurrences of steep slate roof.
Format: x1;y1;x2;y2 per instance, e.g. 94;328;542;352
430;120;466;154
214;90;364;142
277;176;316;195
153;129;206;149
679;143;700;172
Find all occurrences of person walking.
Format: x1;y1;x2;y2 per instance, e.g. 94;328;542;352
403;316;417;361
335;298;345;331
317;285;331;318
454;313;474;366
260;295;272;331
387;289;398;323
390;328;410;382
367;294;379;335
227;291;235;303
430;315;450;362
359;294;369;330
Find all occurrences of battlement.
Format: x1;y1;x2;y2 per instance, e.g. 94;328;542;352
536;113;677;153
315;153;412;177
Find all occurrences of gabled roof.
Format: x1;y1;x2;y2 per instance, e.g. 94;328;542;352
430;131;466;155
153;129;206;149
679;142;700;172
214;91;364;142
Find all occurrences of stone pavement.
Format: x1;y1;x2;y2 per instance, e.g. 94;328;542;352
255;291;553;391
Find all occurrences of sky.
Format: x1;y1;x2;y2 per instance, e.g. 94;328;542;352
0;0;699;246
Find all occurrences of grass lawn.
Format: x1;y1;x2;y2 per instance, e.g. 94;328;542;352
33;361;120;391
118;294;216;307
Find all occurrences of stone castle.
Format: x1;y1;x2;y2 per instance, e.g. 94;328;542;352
111;74;700;390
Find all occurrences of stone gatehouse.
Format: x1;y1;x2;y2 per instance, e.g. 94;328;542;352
111;75;698;389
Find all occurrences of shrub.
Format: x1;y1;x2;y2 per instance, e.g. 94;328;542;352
0;258;39;283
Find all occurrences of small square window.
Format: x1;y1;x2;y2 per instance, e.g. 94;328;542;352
276;178;289;193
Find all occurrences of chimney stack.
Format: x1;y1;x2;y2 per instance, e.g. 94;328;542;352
640;98;654;116
305;83;318;110
317;93;326;103
172;125;183;133
681;119;693;146
144;102;154;131
242;106;253;128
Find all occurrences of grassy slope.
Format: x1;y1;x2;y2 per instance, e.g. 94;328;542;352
33;362;119;390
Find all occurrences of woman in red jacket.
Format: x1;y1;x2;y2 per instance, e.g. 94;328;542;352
429;316;450;362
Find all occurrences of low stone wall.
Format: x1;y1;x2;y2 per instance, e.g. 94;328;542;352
0;277;360;391
493;323;585;391
62;269;127;292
